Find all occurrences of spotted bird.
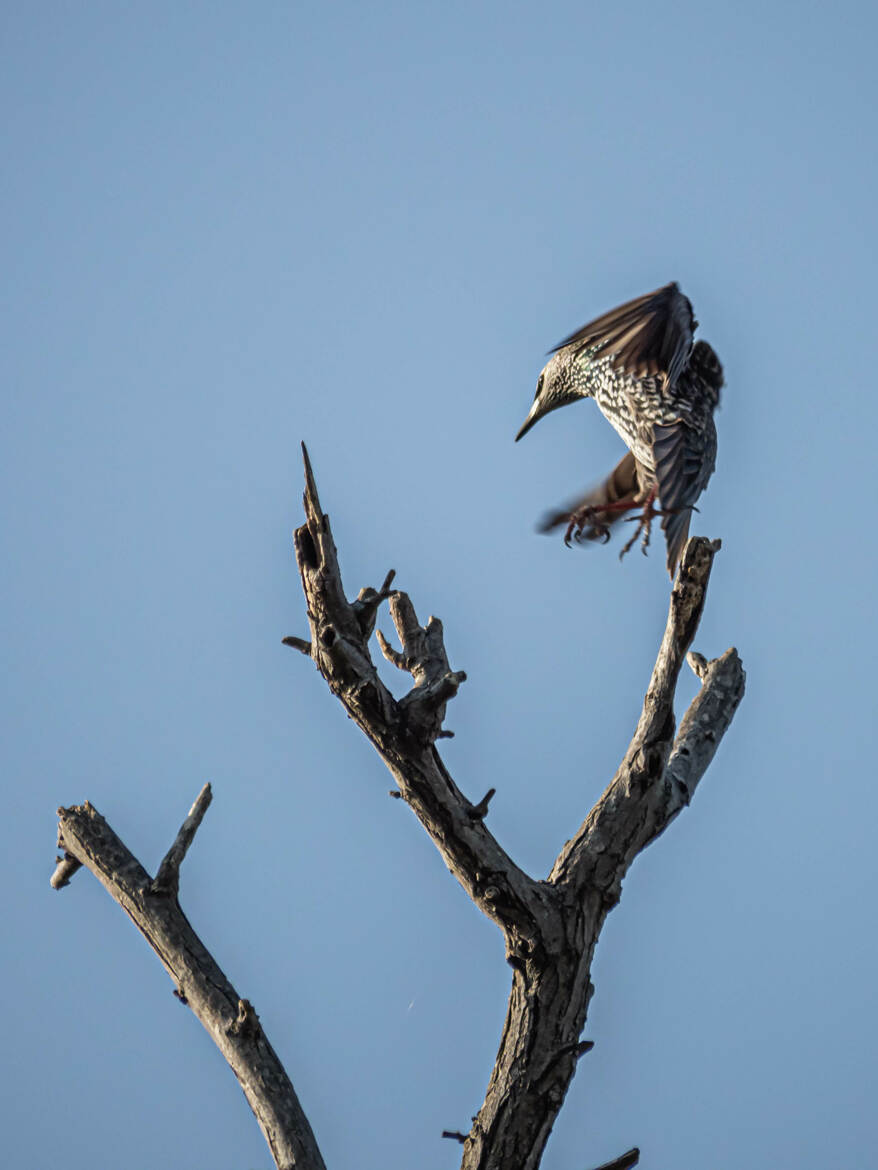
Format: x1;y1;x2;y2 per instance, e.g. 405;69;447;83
515;283;723;577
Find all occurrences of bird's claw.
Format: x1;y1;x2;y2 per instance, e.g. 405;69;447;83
619;515;651;560
619;499;665;561
563;506;610;547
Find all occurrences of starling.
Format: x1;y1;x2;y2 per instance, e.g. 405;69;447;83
515;282;723;576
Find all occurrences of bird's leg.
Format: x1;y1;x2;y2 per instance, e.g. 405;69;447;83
564;497;639;547
618;493;694;561
619;489;660;560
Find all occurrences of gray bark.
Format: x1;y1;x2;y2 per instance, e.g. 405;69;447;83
286;445;744;1169
52;786;326;1170
50;444;744;1170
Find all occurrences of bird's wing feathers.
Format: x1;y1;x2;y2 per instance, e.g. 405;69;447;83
553;282;695;388
653;419;714;574
537;451;641;539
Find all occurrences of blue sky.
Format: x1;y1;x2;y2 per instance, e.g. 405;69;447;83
4;3;877;1167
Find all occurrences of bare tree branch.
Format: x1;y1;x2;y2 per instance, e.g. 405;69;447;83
292;443;555;946
51;444;744;1170
151;782;212;896
52;794;326;1170
664;647;745;809
549;538;745;904
288;450;745;1170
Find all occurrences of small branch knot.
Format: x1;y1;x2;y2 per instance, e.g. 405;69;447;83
228;998;261;1039
50;824;83;890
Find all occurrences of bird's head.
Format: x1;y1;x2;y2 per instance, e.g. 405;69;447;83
515;352;581;441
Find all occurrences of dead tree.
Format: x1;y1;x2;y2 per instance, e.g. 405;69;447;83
51;446;745;1170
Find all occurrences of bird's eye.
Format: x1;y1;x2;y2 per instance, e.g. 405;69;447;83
534;373;544;400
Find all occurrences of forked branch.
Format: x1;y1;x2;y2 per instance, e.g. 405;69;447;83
50;445;744;1170
51;788;325;1170
287;444;554;945
549;539;746;901
286;448;744;1170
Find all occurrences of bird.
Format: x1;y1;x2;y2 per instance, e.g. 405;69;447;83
515;282;723;577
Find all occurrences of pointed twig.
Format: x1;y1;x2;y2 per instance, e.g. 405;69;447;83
282;635;312;656
301;440;323;522
151;783;213;896
352;570;397;638
441;1130;469;1144
467;788;496;821
376;628;407;671
588;1148;640;1170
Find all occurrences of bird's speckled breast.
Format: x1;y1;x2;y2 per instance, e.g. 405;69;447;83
572;352;664;473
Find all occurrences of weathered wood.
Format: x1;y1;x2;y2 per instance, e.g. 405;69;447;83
53;792;326;1170
151;782;212;896
549;539;746;902
291;446;551;944
288;448;744;1170
51;444;744;1170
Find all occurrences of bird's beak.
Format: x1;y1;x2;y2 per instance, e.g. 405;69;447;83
515;395;549;442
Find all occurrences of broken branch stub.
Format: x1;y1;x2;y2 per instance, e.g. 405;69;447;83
378;593;467;744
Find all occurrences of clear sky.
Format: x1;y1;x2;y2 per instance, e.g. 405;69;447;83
4;3;877;1168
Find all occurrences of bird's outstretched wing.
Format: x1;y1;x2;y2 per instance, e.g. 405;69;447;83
537;451;641;540
553;282;695;389
653;418;716;575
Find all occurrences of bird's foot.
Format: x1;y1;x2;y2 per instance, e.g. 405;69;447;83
619;513;651;559
619;495;664;561
619;498;690;561
564;506;611;547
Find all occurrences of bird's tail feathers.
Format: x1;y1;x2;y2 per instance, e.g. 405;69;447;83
662;507;692;578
